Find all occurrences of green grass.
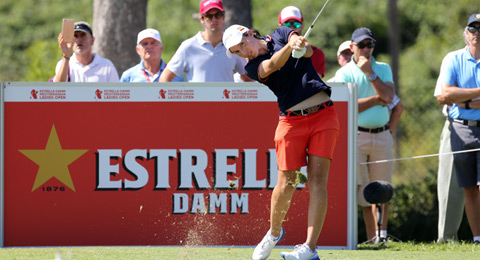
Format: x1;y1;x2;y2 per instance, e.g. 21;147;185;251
0;242;479;260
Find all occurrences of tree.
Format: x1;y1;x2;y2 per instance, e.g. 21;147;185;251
223;0;252;28
388;0;399;94
93;0;147;76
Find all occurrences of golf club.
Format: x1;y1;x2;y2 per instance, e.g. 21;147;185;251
292;0;331;58
303;0;331;39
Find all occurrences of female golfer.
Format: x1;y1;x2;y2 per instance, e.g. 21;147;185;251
223;25;339;260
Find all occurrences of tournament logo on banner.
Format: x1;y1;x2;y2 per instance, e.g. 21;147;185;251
3;83;352;248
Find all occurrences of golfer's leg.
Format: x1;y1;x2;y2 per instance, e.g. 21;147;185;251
304;154;330;250
270;169;297;237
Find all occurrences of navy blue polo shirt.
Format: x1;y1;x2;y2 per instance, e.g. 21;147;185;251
245;26;331;112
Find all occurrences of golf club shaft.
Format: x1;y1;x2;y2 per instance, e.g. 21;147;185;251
303;0;331;39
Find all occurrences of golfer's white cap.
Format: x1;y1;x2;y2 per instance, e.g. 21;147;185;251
337;40;352;57
137;28;162;45
223;24;249;58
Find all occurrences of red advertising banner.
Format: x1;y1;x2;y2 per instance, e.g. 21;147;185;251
1;82;355;248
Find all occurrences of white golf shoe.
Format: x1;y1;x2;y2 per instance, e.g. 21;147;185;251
252;227;285;260
280;243;320;260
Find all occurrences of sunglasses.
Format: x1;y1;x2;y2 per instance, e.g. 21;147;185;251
203;11;224;20
355;42;376;49
283;21;302;29
467;26;480;34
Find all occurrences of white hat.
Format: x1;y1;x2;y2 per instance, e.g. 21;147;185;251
337;40;352;57
278;6;303;23
223;24;249;58
137;28;162;45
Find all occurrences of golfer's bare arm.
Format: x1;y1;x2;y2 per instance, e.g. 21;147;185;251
258;33;311;79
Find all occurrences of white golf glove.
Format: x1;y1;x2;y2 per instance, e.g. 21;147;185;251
292;46;306;58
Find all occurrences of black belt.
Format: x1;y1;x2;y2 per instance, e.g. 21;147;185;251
358;124;390;133
453;119;480;127
280;100;333;117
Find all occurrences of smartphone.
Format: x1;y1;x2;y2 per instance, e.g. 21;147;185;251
62;19;75;43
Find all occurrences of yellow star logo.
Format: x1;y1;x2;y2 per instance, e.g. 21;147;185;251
19;125;88;192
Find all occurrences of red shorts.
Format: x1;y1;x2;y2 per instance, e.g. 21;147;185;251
274;104;339;171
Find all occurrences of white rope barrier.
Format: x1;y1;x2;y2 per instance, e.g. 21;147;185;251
360;147;480;165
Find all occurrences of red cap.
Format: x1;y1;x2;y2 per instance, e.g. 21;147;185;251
278;6;303;23
200;0;224;15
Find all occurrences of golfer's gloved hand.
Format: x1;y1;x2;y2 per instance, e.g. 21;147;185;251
292;46;306;59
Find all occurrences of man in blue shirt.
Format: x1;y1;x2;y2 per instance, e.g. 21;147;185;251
441;13;480;244
335;27;396;244
121;28;183;82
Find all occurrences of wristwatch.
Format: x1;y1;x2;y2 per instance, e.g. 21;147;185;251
369;73;378;81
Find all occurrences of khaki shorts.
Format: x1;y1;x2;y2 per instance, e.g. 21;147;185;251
357;129;394;206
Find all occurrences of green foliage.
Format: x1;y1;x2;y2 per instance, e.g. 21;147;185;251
0;0;92;81
146;0;201;62
23;40;59;81
358;170;471;243
2;0;480;243
389;169;439;242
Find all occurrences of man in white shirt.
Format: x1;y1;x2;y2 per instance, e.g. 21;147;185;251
54;21;119;82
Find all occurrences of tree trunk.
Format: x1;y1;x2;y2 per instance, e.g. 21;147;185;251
388;0;401;156
223;0;252;28
388;0;399;94
93;0;147;76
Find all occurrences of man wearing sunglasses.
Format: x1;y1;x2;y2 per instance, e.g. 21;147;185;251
160;0;249;82
334;27;396;244
440;13;480;245
278;6;326;78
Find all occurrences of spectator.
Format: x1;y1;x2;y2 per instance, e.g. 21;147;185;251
334;27;396;244
53;21;119;82
224;24;338;260
336;40;353;67
434;54;465;243
327;40;353;82
159;0;249;82
121;28;183;82
278;6;326;78
331;40;403;135
440;13;480;244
